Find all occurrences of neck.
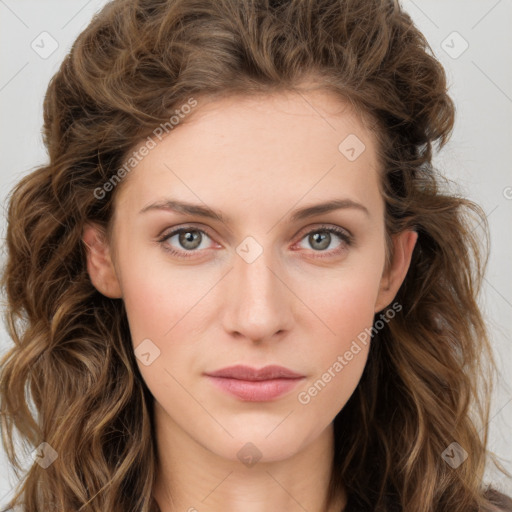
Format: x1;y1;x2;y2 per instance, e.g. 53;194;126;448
151;402;346;512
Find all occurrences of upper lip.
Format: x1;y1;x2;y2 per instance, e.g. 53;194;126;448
205;365;305;381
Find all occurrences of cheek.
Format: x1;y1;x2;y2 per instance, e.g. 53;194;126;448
292;295;376;433
309;273;379;330
291;253;384;408
120;262;208;397
116;241;210;346
121;273;175;346
295;250;385;345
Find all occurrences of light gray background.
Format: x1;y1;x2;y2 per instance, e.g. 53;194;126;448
0;0;511;506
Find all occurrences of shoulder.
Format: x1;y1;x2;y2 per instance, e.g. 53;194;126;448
484;487;512;512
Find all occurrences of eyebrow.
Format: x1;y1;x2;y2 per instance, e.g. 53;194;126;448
139;198;370;223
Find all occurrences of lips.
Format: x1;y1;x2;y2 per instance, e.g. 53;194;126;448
205;364;304;381
204;365;305;401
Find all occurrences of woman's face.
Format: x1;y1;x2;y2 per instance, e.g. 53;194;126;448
84;89;416;463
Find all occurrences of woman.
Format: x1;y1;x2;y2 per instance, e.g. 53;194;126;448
0;0;510;510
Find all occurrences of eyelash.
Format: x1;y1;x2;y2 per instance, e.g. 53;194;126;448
157;224;353;259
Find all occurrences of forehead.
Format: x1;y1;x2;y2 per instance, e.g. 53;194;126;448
113;89;383;222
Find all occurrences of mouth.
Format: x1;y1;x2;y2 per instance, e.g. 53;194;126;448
204;365;306;401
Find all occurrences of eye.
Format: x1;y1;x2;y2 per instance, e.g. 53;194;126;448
158;226;216;258
294;225;353;258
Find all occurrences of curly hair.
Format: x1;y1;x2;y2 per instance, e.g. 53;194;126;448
1;0;511;511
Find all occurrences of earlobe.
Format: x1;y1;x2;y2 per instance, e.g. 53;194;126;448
82;222;122;299
374;229;418;313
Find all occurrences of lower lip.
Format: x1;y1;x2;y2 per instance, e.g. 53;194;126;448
206;376;304;401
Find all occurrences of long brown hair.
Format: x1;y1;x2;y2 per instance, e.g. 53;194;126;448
1;0;511;511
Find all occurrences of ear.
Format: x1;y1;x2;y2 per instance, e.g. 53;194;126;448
82;222;122;298
374;229;418;313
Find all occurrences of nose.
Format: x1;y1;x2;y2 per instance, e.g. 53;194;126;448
221;242;294;344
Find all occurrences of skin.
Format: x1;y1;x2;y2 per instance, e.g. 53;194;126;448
83;89;417;512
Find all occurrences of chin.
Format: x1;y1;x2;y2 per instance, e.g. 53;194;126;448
196;422;318;465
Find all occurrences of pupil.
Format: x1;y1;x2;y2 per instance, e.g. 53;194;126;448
311;232;329;250
180;230;200;249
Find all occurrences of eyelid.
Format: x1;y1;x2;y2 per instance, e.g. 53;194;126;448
157;223;216;241
294;223;353;241
158;222;352;242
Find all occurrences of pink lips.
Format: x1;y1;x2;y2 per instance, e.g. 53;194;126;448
204;364;305;401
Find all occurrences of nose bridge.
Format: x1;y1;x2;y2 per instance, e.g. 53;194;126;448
223;236;291;341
